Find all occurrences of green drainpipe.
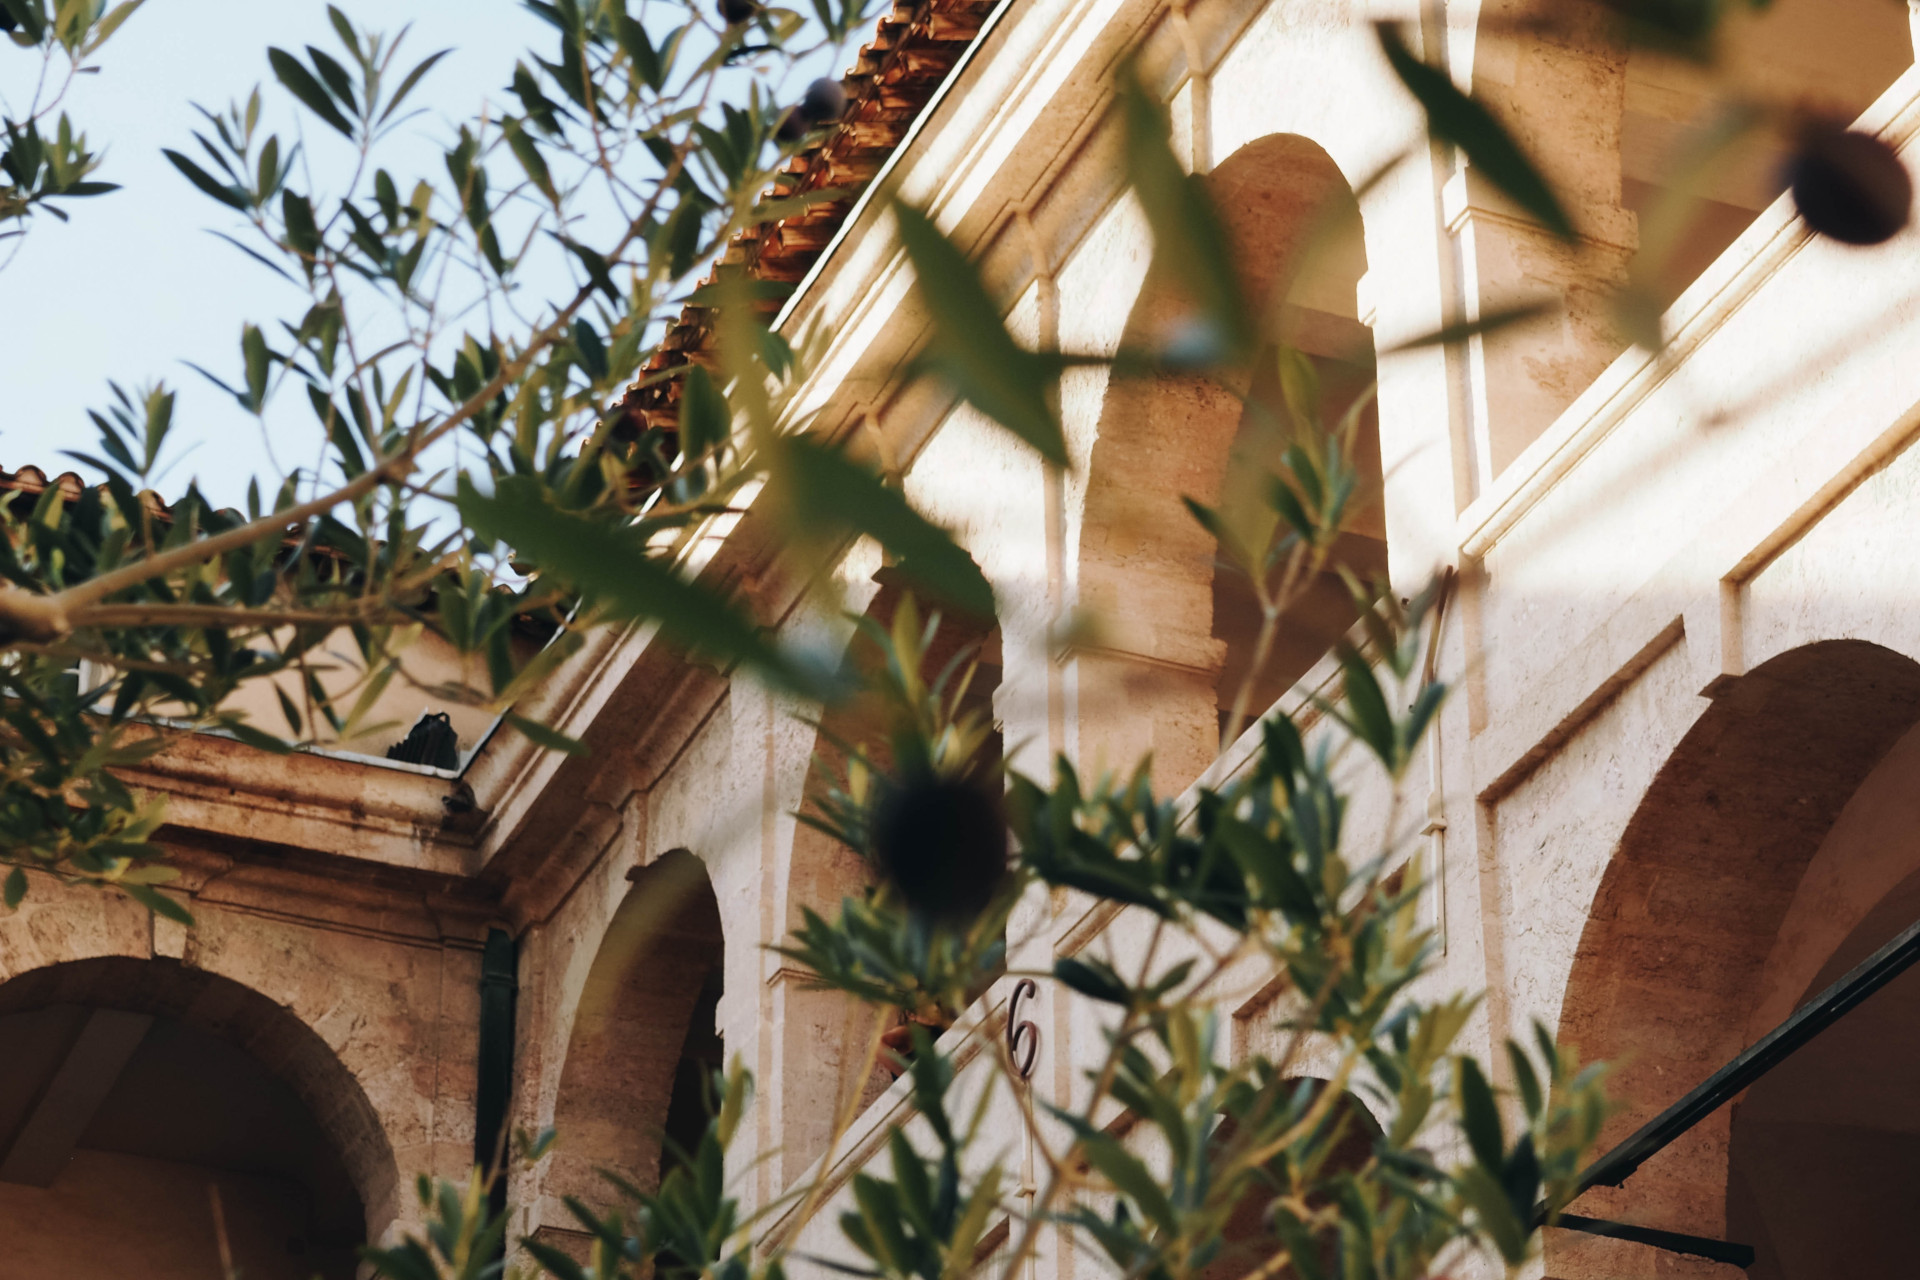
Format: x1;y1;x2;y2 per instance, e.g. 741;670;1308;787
476;928;518;1235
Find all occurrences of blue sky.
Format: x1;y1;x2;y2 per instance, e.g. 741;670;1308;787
1;1;563;504
0;0;845;508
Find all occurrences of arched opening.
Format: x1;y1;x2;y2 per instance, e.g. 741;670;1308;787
1078;133;1384;795
546;849;724;1232
1555;640;1920;1274
1195;1082;1379;1280
1624;0;1913;313
780;580;1003;1185
0;957;393;1280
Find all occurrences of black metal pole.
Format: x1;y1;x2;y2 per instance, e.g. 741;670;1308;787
1527;915;1920;1267
1567;912;1920;1198
1554;1214;1754;1267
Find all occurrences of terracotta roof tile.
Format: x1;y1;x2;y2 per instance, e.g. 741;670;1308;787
614;0;994;442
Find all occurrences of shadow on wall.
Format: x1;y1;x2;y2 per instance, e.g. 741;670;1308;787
0;957;392;1280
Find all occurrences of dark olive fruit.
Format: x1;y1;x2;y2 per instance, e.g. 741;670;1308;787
869;775;1008;925
801;77;848;125
1788;126;1912;247
774;79;850;146
774;106;810;145
717;0;758;24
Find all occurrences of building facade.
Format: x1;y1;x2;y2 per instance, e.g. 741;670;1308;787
5;1;1920;1277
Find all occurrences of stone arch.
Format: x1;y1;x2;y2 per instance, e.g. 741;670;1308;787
776;576;1003;1188
0;955;396;1278
544;848;725;1228
1075;132;1384;796
1553;639;1920;1272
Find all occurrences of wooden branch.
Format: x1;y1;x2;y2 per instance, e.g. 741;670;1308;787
71;604;370;631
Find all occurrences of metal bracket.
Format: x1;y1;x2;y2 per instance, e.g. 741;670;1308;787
1533;912;1920;1269
1574;912;1920;1196
1555;1214;1754;1268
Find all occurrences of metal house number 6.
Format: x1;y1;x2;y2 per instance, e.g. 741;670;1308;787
1007;978;1039;1079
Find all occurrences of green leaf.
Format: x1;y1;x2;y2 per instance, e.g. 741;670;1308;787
274;685;305;737
268;47;357;139
1377;299;1558;355
141;384;174;472
1456;1163;1529;1262
1182;496;1254;576
1117;66;1250;359
255;133;280;199
888;1128;935;1235
3;866;25;910
614;13;662;91
80;0;145;55
503;118;556;202
851;1174;913;1270
519;1239;590;1280
305;44;358;115
1336;644;1397;767
571;318;608;382
0;0;42;41
1455;1056;1505;1174
223;718;294;755
679;364;730;458
241;323;270;412
505;712;589;757
893;200;1066;467
121;882;194;926
458;475;812;692
1080;1131;1179;1235
1506;1039;1543;1120
163;148;247;211
554;234;621;305
281;189;320;271
326;4;357;52
769;435;995;620
1376;23;1572;240
1502;1131;1541;1225
1053;956;1131;1006
378;49;449;126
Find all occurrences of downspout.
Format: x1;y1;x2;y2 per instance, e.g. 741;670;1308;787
476;927;518;1235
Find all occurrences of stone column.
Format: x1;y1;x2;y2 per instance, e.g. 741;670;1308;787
1447;6;1638;482
1447;167;1637;479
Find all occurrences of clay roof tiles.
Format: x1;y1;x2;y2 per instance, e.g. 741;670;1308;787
616;0;993;439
